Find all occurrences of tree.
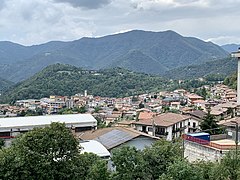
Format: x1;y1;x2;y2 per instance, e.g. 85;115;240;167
0;139;4;148
138;102;144;109
213;150;240;180
200;111;220;134
159;159;204;180
78;106;87;113
0;123;80;179
94;106;102;113
87;160;110;180
111;146;149;180
0;123;109;180
143;139;182;179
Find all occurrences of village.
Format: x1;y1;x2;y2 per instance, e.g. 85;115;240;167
0;82;239;162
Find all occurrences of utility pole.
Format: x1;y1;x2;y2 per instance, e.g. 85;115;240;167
182;134;185;158
231;121;239;155
152;115;156;137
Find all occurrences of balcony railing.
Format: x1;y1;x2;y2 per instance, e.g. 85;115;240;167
182;134;239;150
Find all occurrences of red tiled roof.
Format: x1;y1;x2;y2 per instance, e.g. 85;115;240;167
138;111;154;120
134;113;190;127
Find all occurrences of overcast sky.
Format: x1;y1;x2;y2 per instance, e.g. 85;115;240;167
1;0;240;46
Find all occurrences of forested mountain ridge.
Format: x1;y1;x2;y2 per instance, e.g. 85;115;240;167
0;77;13;91
221;44;239;53
164;57;236;80
1;64;170;102
0;30;228;82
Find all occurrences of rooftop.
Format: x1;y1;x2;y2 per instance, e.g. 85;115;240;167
0;114;97;130
79;127;158;150
80;140;110;157
134;113;190;127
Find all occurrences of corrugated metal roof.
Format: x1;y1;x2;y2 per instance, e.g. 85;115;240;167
95;129;134;149
0;114;97;130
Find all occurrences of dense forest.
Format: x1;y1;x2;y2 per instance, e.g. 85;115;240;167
0;78;13;91
1;63;229;103
1;64;170;102
164;57;236;80
223;72;237;89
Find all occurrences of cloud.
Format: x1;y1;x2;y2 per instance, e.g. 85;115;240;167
207;36;240;46
0;1;6;10
53;0;112;9
0;0;240;45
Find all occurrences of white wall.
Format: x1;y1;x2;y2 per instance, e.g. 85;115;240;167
184;140;227;162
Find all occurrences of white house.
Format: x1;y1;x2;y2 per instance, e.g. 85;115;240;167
79;127;159;151
133;113;191;141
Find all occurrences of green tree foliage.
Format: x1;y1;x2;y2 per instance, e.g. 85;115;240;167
159;159;203;180
0;139;4;148
214;151;240;180
159;159;220;180
58;106;87;115
112;139;182;180
2;64;170;103
0;123;109;180
94;106;102;113
87;160;110;180
195;87;207;100
143;139;182;179
111;146;148;180
200;111;220;135
223;72;237;90
165;57;235;80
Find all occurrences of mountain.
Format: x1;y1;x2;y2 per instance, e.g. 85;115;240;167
109;49;168;74
221;44;239;53
164;57;236;80
0;30;228;82
0;77;13;92
1;64;170;102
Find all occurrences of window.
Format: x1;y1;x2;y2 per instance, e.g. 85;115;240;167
0;132;10;137
75;126;93;132
188;122;190;126
193;122;196;128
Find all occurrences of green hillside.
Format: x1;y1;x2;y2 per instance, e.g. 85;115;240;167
0;30;228;82
2;64;170;102
164;57;236;80
0;78;13;91
223;72;237;90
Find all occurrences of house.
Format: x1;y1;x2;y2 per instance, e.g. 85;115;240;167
40;98;66;114
79;127;159;152
170;101;180;110
186;94;203;105
219;117;240;140
184;110;206;133
105;113;121;126
133;113;191;141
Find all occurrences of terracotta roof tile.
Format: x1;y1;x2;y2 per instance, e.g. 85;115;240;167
134;113;190;127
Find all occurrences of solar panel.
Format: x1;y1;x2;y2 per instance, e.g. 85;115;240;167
95;129;134;149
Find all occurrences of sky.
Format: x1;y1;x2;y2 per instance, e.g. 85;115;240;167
1;0;240;46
